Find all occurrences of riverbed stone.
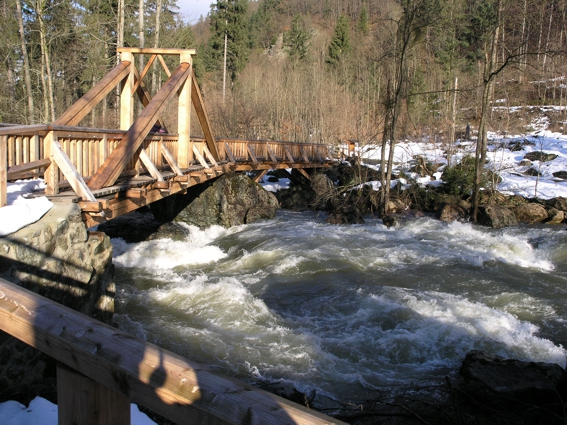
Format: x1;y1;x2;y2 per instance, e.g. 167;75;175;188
327;205;365;225
477;205;518;228
545;207;565;224
460;350;567;403
514;203;548;223
438;202;467;222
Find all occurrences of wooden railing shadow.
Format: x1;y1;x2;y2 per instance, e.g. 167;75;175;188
0;277;345;424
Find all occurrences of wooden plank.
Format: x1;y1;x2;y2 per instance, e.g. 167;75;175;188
117;47;197;56
122;188;147;198
246;144;258;163
284;147;295;163
138;148;165;182
315;148;324;163
224;142;237;163
120;52;135;131
160;140;183;176
58;362;130;425
0;136;6;207
7;158;51;178
152;181;169;190
202;145;218;167
300;147;310;163
192;144;209;168
55;62;131;126
0;124;49;137
88;63;191;191
190;67;219;160
133;67;168;133
132;54;156;94
51;136;97;202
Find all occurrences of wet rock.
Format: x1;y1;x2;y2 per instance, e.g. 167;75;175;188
327;205;365;225
514;203;548;224
170;173;279;229
460;350;567;403
547;196;567;212
545;207;565;224
437;203;467;222
478;205;518;228
382;214;397;228
277;185;316;211
523;151;558;162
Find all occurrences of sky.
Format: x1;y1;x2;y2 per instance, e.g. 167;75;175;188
176;0;214;23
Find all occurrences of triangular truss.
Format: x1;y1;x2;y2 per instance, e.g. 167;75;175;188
48;47;218;200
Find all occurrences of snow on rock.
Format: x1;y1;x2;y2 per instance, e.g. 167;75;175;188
0;396;157;425
0;179;53;237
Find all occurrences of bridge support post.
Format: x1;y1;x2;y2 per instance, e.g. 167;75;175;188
57;362;130;425
120;51;135;131
44;131;59;195
178;52;192;169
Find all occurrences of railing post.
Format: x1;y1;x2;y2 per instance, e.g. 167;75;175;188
57;362;130;425
120;51;135;131
44;131;59;195
178;52;192;169
0;135;6;207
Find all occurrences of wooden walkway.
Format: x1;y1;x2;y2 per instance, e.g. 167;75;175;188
0;48;334;228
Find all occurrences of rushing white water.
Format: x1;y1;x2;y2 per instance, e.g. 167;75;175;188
112;211;567;407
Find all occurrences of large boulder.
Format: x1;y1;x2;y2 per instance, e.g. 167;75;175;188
327;205;365;225
545;207;565;224
547;196;567;212
523;151;558;162
153;173;279;229
437;202;467;222
514;203;548;223
477;205;518;228
460;350;567;403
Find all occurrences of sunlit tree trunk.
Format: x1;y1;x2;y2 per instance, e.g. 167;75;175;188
16;0;34;123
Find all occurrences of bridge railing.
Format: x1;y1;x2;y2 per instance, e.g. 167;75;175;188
0;124;332;207
0;277;344;425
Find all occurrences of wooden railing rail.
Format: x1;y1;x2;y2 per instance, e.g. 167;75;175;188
0;278;344;425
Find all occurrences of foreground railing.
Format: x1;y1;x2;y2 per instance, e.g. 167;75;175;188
0;278;344;425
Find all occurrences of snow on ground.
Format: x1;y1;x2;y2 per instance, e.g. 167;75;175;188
0;179;53;237
0;396;156;425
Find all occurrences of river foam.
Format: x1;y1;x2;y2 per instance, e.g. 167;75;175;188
111;212;567;405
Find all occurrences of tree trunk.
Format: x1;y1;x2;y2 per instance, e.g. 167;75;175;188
151;0;162;95
16;0;34;124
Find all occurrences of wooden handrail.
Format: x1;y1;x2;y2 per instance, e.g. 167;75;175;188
0;278;344;425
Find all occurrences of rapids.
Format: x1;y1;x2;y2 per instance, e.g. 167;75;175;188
112;211;567;407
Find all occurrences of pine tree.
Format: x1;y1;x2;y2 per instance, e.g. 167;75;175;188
285;14;309;60
208;0;249;82
327;15;351;65
357;6;369;36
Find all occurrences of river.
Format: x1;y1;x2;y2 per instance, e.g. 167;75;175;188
111;211;567;409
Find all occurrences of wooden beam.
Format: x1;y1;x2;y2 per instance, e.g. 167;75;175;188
138;148;165;182
7;158;51;178
132;54;156;94
58;362;130;425
51;136;97;202
190;67;219;160
87;63;191;191
266;144;278;163
202;145;218;167
192;145;209;168
297;168;311;181
117;47;197;56
133;67;167;132
300;147;310;163
178;57;192;169
55;62;131;127
224;142;236;163
284;147;295;163
44;132;59;196
120;53;135;131
157;55;171;77
254;169;268;183
160;140;183;176
0;136;6;207
78;201;104;213
247;145;258;163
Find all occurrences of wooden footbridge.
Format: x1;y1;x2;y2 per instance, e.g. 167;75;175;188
0;48;334;228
